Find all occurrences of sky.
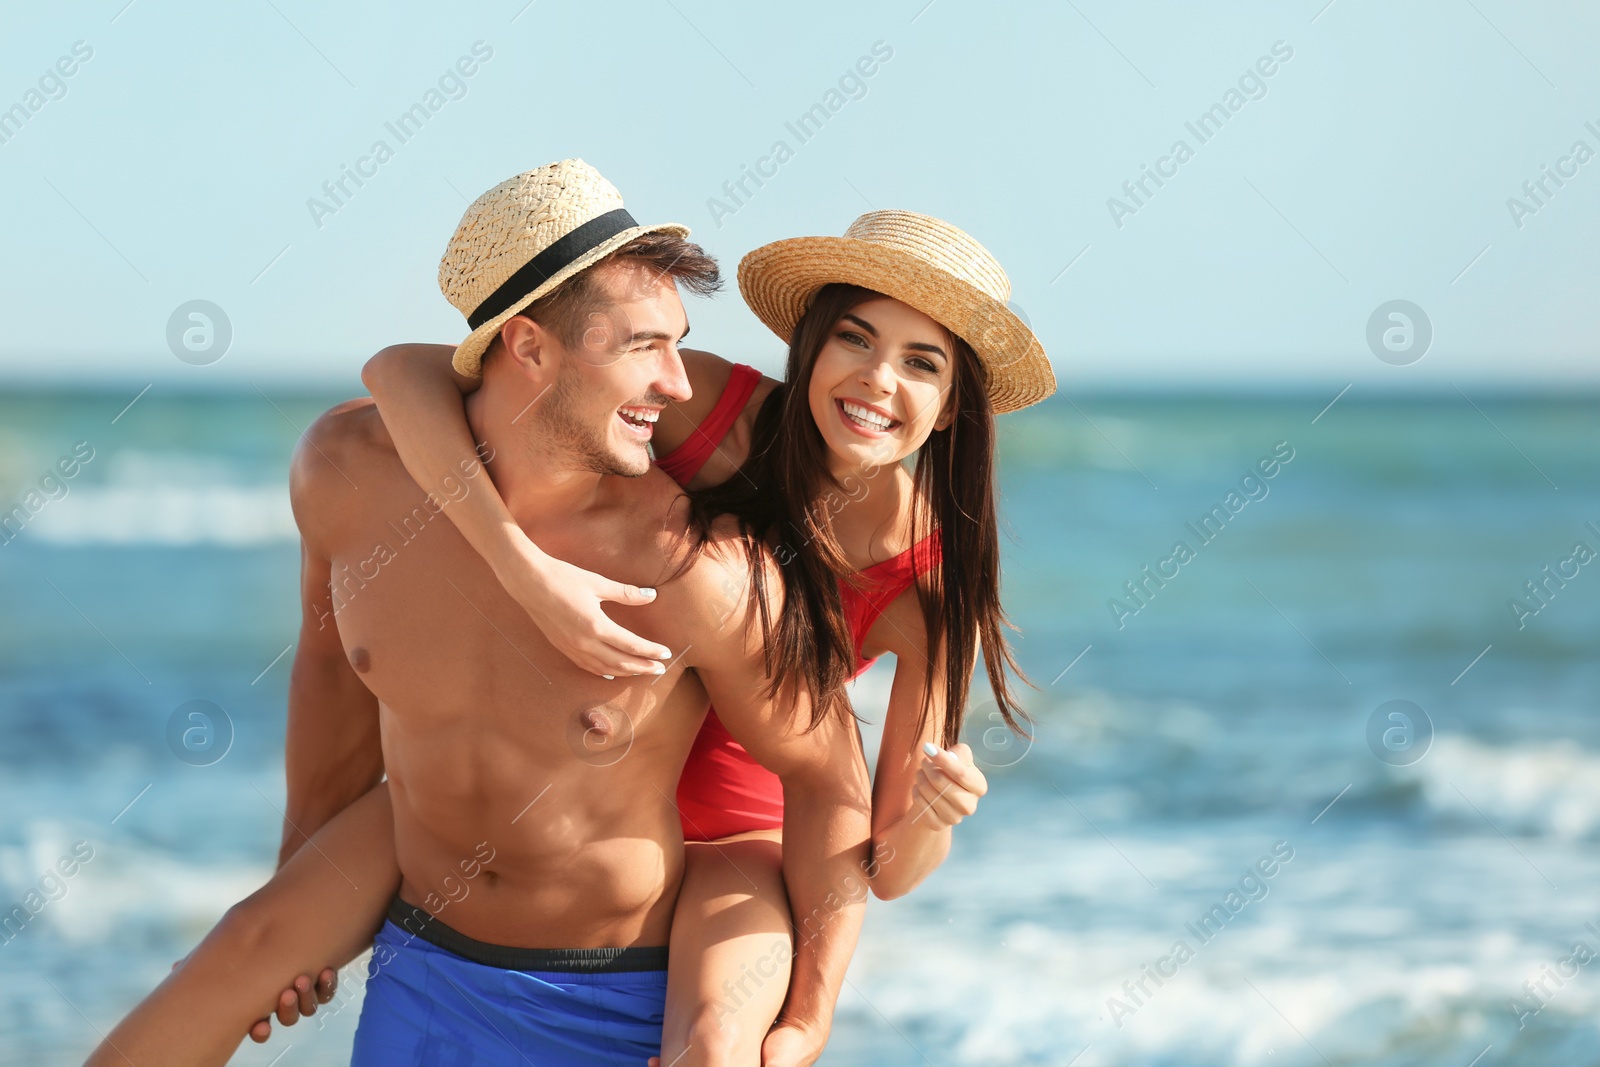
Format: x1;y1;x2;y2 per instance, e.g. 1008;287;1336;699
1;0;1596;390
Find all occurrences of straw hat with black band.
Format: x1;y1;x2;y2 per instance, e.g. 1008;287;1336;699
737;210;1056;414
440;158;689;377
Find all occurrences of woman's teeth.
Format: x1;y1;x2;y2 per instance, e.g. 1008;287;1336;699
841;400;893;431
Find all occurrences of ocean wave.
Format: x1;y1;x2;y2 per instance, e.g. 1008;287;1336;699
1411;735;1600;842
3;449;295;546
845;882;1600;1065
990;688;1600;843
23;485;295;546
0;820;268;945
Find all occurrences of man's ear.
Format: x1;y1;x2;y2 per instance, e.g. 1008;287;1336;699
498;314;553;373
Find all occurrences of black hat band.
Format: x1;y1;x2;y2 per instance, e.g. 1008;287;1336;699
467;208;638;329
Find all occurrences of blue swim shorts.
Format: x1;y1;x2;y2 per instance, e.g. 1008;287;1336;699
350;897;668;1066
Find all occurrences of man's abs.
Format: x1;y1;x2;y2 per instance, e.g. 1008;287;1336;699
346;583;704;949
385;747;688;948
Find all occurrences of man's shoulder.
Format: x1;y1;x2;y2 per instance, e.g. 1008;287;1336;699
291;399;394;490
301;395;389;453
289;398;400;543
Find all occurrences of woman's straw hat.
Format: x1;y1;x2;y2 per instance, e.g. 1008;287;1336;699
439;159;688;377
737;210;1055;414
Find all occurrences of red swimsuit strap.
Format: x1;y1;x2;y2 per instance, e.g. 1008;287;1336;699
655;366;941;664
654;363;763;487
842;530;943;663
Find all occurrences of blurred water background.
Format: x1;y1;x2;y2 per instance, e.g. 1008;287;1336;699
0;385;1595;1066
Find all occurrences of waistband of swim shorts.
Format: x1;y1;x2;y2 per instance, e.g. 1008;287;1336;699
385;897;669;973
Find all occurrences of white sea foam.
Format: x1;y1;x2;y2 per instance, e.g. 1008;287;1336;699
1412;734;1600;841
20;450;295;546
27;485;296;546
0;819;268;944
843;856;1600;1065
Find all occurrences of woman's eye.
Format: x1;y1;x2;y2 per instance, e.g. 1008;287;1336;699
837;331;867;347
908;357;937;373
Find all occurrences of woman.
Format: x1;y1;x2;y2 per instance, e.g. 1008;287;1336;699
90;210;1054;1067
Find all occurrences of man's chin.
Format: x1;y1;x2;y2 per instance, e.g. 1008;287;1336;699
598;441;653;478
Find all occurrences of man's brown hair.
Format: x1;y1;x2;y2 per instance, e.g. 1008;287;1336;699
491;232;721;357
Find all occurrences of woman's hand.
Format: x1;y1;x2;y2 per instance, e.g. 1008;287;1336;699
911;742;989;827
495;537;674;678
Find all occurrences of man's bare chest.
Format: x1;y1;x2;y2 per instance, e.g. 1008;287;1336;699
321;482;700;752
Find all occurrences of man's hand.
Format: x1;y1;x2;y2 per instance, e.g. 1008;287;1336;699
910;742;988;827
496;540;673;678
644;1018;829;1067
246;969;338;1043
761;1019;829;1067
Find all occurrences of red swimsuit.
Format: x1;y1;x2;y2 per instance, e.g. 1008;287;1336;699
657;364;942;842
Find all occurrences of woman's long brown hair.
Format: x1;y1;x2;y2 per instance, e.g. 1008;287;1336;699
689;283;1030;749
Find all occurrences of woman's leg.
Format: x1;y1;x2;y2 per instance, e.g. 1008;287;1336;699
86;783;400;1067
658;830;792;1067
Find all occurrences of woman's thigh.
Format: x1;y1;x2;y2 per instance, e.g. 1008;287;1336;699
660;831;793;1065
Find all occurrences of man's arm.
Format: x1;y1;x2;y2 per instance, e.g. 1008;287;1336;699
360;343;671;678
683;541;873;1062
278;403;383;867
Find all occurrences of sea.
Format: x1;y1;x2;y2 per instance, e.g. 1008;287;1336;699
0;386;1596;1066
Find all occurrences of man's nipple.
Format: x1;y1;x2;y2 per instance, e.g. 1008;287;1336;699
567;704;635;767
349;646;371;673
580;708;613;740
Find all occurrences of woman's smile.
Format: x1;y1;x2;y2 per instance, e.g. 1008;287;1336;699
835;397;901;437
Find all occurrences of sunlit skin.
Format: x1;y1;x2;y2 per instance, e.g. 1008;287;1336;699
86;247;879;1067
807;297;957;484
505;264;692;479
243;292;994;1066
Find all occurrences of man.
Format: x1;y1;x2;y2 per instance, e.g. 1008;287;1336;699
87;160;870;1067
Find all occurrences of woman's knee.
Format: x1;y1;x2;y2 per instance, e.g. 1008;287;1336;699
682;1001;765;1065
693;954;792;1055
